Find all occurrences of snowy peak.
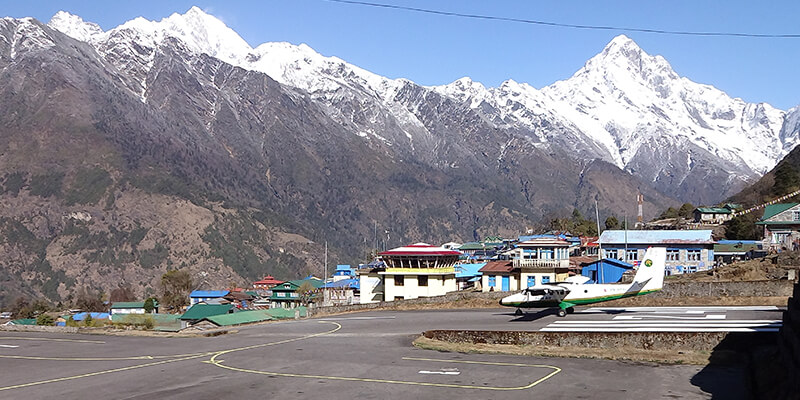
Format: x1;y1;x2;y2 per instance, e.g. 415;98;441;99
48;11;104;42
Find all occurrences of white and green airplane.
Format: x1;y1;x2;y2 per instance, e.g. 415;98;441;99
499;247;667;317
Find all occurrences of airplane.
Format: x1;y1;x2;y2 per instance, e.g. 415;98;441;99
499;246;667;317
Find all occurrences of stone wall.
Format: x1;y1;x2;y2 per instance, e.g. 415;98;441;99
422;330;729;351
0;325;78;333
771;282;800;398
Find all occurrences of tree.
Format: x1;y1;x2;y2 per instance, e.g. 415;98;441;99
110;284;136;303
725;214;759;240
75;288;105;312
160;270;193;311
772;162;800;196
295;281;317;306
36;314;55;326
143;297;158;313
658;207;679;220
10;297;33;319
604;216;620;230
678;203;695;219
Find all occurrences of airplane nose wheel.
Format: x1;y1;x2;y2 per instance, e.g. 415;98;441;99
515;309;523;316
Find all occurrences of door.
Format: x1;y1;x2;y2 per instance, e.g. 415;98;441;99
502;276;510;291
526;276;535;288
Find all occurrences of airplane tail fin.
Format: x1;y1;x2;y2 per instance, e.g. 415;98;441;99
631;247;667;292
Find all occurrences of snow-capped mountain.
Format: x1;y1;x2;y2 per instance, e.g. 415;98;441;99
44;7;800;204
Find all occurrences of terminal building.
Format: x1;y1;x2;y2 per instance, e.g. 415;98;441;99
358;243;460;302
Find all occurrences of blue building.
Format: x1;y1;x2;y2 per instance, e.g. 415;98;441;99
598;230;715;275
581;258;633;283
189;290;230;305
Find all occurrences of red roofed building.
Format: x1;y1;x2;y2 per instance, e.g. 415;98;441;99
479;238;571;292
252;276;284;291
377;243;461;301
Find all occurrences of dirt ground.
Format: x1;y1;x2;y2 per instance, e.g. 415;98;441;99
412;336;714;365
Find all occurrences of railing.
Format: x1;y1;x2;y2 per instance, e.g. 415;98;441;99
512;259;568;269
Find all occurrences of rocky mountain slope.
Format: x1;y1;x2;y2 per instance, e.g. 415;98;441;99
0;8;796;305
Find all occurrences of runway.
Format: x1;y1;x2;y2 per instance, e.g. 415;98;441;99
538;306;782;332
0;306;781;399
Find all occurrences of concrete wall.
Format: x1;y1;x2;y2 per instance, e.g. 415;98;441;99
645;280;793;299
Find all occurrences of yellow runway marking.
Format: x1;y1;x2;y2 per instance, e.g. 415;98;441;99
0;321;342;392
0;354;206;392
207;322;561;391
0;337;105;344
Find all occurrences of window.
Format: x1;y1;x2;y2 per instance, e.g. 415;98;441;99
793;211;800;221
687;250;701;261
488;275;496;287
626;249;639;262
605;249;618;260
667;249;680;261
290;293;298;298
542;276;551;284
276;292;285;297
686;266;698;273
418;275;428;286
526;276;536;287
395;275;404;286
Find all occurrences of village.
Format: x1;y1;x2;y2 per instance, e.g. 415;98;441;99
4;201;797;333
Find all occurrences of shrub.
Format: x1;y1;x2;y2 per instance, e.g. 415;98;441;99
36;314;55;326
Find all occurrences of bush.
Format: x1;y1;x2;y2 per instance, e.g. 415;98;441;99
36;314;55;326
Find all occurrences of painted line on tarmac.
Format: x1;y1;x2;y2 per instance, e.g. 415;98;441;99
581;306;780;313
540;327;780;332
0;354;206;392
0;322;344;393
551;319;782;324
319;316;397;320
0;337;105;344
0;344;19;348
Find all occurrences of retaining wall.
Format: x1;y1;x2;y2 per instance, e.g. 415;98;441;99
422;330;729;351
0;325;78;333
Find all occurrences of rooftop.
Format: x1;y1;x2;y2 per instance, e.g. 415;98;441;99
189;290;230;298
478;261;514;273
110;302;146;309
598;230;714;245
180;304;235;321
380;243;462;257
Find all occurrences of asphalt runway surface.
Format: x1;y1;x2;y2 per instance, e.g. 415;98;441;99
0;306;783;399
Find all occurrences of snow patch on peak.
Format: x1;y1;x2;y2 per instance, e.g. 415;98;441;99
48;11;103;43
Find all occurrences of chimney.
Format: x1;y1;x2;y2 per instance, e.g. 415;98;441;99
637;193;644;225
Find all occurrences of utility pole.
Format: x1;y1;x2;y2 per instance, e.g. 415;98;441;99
324;241;328;283
595;200;602;262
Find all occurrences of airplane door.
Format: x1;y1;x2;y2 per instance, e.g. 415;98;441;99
502;276;510;291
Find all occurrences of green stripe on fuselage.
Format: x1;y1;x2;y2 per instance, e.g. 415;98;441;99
562;288;661;306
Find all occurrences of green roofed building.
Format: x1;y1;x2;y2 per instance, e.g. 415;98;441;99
200;310;274;327
693;204;740;224
757;203;800;251
179;304;235;329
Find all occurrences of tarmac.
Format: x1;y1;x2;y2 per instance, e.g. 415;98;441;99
0;306;783;399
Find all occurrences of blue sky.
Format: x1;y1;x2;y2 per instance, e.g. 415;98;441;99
6;0;800;109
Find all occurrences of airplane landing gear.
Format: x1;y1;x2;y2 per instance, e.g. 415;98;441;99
557;308;567;317
566;307;575;314
515;309;523;316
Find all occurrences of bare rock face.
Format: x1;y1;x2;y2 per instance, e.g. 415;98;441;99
0;10;797;304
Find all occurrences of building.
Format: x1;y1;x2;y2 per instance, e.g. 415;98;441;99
189;290;230;306
320;279;359;306
357;260;385;304
179;304;236;329
455;262;485;290
756;203;800;251
252;276;284;291
270;279;324;309
693;204;739;224
110;301;153;315
478;261;517;292
378;243;460;301
714;240;765;264
332;265;356;282
598;230;715;275
581;258;634;284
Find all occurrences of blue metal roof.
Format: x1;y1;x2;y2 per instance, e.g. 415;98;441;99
190;290;230;298
598;230;714;245
455;263;486;278
322;278;359;289
518;234;568;242
71;312;110;321
336;264;352;271
717;239;762;245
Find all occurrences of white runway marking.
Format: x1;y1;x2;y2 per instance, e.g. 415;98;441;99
613;314;726;320
542;306;782;332
419;369;460;375
0;345;19;348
